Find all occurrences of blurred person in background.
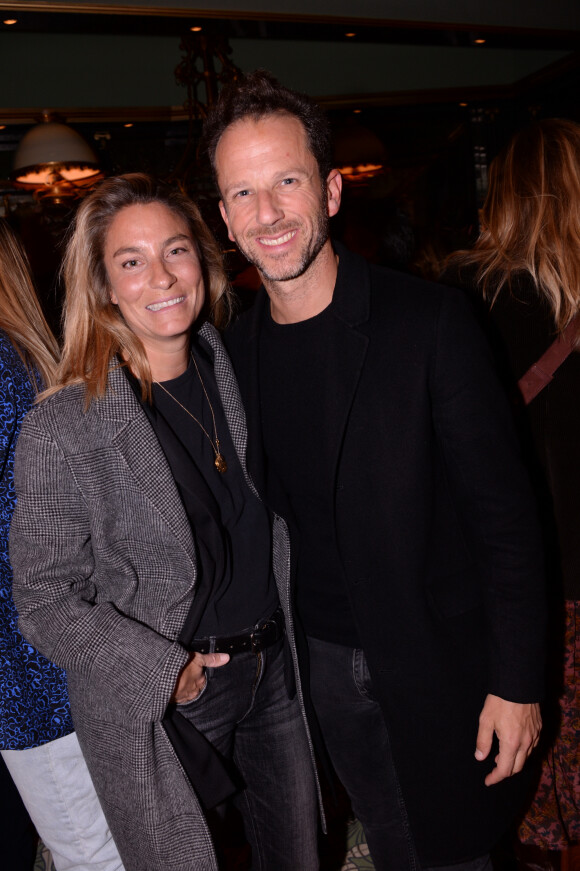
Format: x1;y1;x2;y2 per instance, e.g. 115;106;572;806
445;118;580;871
0;218;123;871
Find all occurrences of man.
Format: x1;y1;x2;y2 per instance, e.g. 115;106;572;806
203;71;545;871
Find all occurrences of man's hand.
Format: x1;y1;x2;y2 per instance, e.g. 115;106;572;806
171;651;230;705
475;693;541;786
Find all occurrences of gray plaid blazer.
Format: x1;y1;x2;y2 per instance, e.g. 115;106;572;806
10;324;317;871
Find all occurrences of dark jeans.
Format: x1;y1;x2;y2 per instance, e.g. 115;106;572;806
307;636;492;871
177;637;318;871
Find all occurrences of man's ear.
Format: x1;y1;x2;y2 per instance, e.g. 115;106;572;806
218;200;235;243
326;168;342;218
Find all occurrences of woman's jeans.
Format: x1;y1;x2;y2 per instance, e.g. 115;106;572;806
177;636;319;871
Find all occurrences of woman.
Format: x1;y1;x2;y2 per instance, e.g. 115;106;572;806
446;119;580;869
10;174;319;871
0;219;122;870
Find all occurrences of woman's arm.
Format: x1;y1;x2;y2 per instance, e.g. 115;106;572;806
10;411;191;723
0;354;19;481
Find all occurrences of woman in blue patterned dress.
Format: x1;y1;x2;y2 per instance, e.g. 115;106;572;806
0;219;123;871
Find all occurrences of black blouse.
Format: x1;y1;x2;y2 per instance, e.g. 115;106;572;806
125;335;278;642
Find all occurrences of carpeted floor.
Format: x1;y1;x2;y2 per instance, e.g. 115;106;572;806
34;842;55;871
340;818;375;870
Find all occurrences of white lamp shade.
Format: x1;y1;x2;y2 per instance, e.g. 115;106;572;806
13;119;100;185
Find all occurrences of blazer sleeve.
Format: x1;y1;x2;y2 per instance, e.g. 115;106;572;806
430;288;546;703
9;412;190;723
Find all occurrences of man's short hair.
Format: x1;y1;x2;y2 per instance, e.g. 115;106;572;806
203;69;334;184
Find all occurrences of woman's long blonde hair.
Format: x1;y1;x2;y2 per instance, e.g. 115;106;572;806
448;118;580;333
54;173;232;403
0;219;59;390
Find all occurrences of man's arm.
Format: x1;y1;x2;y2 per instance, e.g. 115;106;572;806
431;288;545;782
475;694;541;785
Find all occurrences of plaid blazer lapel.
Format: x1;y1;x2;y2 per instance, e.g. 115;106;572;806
98;367;198;568
199;323;259;499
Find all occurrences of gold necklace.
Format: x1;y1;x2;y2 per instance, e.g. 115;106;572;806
153;353;227;473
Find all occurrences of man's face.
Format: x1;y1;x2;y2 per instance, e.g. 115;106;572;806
216;114;341;284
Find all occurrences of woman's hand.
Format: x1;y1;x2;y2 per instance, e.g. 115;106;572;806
171;651;230;704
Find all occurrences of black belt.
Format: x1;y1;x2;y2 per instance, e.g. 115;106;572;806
189;607;285;655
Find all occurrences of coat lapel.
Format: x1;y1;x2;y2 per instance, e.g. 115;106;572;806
223;242;372;503
219;295;276;499
324;243;371;479
96;367;197;567
200;322;263;498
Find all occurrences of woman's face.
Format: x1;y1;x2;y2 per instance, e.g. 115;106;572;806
104;202;205;359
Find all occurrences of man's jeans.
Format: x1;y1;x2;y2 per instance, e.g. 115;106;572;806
307;636;492;871
2;731;124;871
177;636;318;871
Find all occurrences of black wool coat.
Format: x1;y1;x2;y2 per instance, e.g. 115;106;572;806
226;243;546;865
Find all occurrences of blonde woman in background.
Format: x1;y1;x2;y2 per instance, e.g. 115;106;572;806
446;118;580;871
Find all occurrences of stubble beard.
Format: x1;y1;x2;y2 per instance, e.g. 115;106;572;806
236;203;330;285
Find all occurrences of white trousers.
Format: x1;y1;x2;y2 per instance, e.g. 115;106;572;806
2;732;124;871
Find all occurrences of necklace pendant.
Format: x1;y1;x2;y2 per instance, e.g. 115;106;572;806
214;453;227;474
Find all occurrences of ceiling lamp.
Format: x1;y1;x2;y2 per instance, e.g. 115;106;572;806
11;112;103;202
334;119;387;184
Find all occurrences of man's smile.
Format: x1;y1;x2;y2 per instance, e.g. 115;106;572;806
258;230;298;247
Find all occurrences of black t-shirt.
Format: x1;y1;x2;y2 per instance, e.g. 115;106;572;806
259;305;360;646
141;339;277;638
